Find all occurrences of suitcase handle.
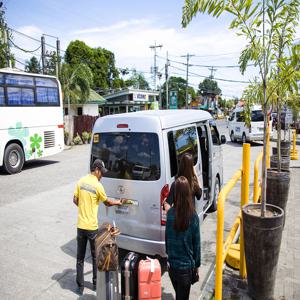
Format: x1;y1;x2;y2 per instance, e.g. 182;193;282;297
124;253;134;300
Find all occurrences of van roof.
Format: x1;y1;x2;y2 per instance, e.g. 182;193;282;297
234;104;262;112
98;109;213;130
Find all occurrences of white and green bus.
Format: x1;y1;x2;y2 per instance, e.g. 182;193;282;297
0;68;64;174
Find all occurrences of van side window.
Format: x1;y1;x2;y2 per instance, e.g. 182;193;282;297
168;126;198;177
209;124;220;145
168;131;177;177
228;113;234;121
236;112;245;122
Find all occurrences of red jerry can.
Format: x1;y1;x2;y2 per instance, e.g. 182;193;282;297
138;258;161;300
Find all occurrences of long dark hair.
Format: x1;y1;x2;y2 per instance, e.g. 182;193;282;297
174;176;195;232
178;153;196;190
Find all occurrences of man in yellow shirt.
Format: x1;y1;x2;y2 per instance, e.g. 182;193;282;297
73;159;122;295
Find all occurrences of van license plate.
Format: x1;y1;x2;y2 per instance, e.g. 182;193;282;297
115;206;129;215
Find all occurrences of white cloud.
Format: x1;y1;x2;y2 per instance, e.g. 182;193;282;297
73;19;152;35
70;19;251;96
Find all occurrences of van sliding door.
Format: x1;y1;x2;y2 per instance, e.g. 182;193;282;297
166;125;204;220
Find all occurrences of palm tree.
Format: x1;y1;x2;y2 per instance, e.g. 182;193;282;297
59;63;93;144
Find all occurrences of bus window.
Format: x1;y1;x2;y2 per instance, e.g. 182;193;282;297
7;87;34;105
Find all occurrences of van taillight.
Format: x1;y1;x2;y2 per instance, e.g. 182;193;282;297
249;124;251;133
160;184;169;226
117;124;128;128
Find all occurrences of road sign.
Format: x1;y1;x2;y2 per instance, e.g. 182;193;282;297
169;91;178;109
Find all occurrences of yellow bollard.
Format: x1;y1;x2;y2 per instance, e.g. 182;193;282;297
253;152;263;203
240;143;250;278
291;130;299;160
266;125;270;168
215;170;242;300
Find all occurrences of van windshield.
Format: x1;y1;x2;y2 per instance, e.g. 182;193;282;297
91;132;160;181
251;110;264;122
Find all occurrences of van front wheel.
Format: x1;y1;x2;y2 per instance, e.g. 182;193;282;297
211;177;220;212
242;133;247;144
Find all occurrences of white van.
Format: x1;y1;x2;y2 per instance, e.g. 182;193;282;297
90;110;226;257
228;105;273;143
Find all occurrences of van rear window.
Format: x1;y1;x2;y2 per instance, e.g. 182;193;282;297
91;132;160;181
251;110;264;122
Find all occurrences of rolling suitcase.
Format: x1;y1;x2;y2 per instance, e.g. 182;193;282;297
97;270;120;300
121;252;140;300
138;258;161;300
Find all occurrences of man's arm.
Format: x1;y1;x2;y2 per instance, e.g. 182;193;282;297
73;196;79;207
103;198;123;207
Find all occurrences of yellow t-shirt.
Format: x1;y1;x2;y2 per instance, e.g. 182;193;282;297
74;174;107;230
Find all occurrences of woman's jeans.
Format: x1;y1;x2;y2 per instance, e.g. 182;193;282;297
76;228;98;288
169;267;192;300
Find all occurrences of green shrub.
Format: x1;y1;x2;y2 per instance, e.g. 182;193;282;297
82;131;89;143
73;133;83;145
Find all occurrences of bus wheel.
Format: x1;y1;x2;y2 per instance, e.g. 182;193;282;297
242;133;247;144
211;177;220;212
3;143;25;174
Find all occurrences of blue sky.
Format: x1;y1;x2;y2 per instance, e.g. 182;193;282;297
5;0;300;98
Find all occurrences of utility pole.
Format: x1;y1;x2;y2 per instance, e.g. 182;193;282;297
41;35;46;74
42;33;60;76
181;53;195;108
165;51;170;109
208;66;217;79
56;38;60;77
149;42;162;90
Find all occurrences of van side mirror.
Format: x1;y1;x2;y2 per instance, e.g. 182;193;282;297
221;135;226;144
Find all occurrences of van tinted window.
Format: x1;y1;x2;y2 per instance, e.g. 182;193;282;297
236;112;245;122
168;126;198;177
91;132;160;181
251;110;264;122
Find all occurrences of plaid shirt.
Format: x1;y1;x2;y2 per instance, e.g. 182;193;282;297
165;208;201;270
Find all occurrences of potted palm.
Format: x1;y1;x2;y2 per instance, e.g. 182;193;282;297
182;0;300;299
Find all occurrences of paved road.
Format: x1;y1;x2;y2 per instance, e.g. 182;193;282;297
0;120;265;300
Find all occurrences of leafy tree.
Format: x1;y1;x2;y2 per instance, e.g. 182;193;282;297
0;37;15;68
198;78;221;97
25;56;41;74
59;63;93;105
182;0;300;217
161;76;195;108
125;71;150;90
44;52;58;76
65;40;121;93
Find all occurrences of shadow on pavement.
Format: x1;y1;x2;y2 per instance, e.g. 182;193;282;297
61;238;77;259
52;268;94;296
162;287;175;300
23;159;59;170
226;141;262;148
0;160;59;176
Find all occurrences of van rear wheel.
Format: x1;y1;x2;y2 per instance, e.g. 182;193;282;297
3;143;24;174
211;177;220;212
230;131;236;143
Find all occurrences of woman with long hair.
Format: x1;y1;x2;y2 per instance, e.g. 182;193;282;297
165;176;201;300
164;153;202;212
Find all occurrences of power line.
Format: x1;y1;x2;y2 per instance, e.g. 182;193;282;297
9;37;41;53
169;65;249;84
9;27;66;53
181;53;195;108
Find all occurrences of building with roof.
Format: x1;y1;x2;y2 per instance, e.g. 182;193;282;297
63;89;106;117
102;88;159;115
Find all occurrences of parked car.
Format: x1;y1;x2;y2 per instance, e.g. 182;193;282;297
90;110;226;258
